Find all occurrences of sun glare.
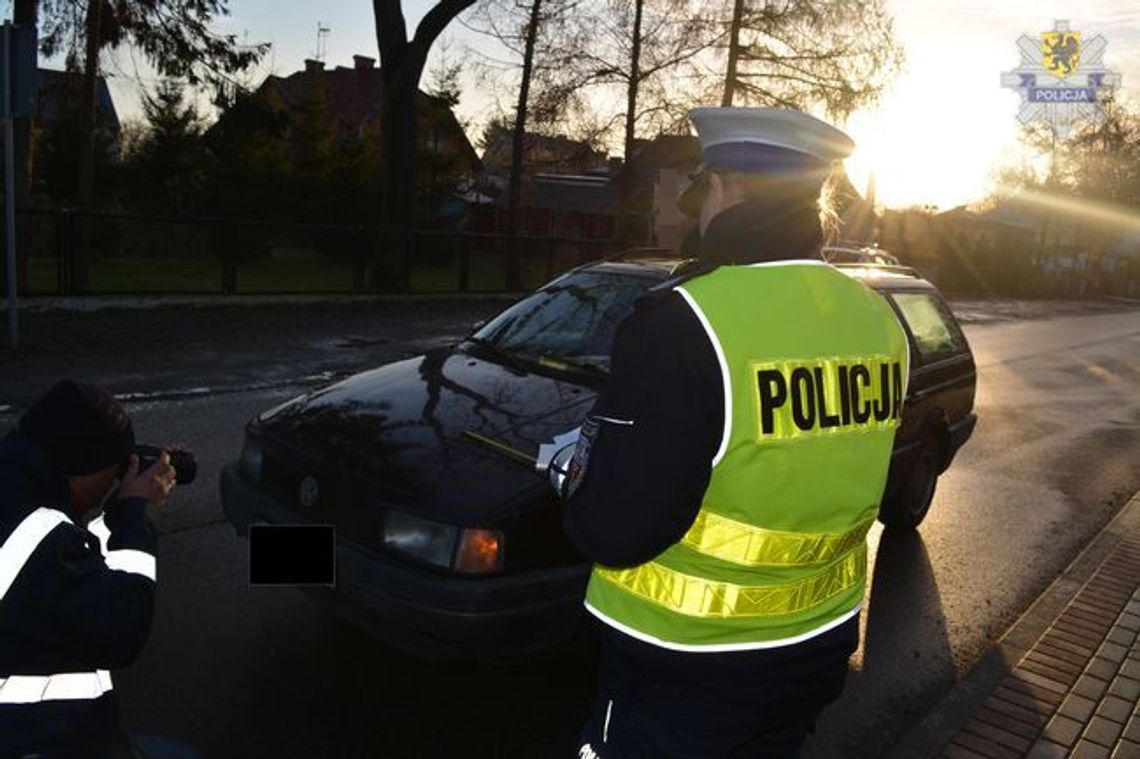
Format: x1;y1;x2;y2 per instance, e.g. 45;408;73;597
844;64;1021;212
839;1;1064;212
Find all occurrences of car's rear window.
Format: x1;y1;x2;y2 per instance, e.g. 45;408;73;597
891;292;967;363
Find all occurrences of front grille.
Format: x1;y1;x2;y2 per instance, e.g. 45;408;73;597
261;451;333;518
257;442;394;550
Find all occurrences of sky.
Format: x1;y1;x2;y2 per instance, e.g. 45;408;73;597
15;0;1140;211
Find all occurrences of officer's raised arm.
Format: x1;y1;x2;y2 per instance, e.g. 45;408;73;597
561;293;722;568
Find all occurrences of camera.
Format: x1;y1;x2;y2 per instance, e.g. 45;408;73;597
134;444;198;485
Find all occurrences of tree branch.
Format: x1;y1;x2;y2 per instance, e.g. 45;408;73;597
413;0;478;54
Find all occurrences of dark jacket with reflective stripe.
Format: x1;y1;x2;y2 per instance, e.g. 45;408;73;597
0;431;157;759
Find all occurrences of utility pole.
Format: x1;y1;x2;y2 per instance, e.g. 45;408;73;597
4;24;16;348
3;21;34;348
11;0;35;293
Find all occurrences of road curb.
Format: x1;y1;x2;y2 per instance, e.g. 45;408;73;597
1;291;523;313
4;293;1138;316
889;491;1140;758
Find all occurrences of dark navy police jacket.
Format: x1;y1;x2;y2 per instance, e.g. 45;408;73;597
0;431;157;759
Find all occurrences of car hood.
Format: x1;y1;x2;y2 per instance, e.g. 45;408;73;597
259;347;597;523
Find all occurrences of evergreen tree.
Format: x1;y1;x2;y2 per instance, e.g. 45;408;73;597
123;79;206;215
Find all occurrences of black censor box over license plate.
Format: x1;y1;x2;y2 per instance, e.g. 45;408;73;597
249;524;336;586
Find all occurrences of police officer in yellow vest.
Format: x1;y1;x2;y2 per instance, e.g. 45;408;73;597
561;107;909;758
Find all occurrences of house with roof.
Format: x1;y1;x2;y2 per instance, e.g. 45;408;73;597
476;129;885;261
476;132;698;250
481;125;610;178
927;193;1140;295
29;68;121;203
36;68;119;125
469;172;620;271
473;126;617;258
211;55;480;215
627;134;700;251
34;67;120;146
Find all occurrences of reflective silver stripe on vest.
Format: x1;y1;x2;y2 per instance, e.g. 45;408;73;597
86;514;156;582
0;670;113;703
0;508;71;603
105;550;156;581
87;513;111;549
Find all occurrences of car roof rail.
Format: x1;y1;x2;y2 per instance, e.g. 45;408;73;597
830;262;920;278
601;246;678;263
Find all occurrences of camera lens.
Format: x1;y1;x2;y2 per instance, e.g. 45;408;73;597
132;445;198;485
169;450;198;485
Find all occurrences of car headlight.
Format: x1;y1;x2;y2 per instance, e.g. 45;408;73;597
238;436;263;483
381;511;503;575
454;528;504;575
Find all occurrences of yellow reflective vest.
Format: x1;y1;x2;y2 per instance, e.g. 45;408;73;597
584;261;910;651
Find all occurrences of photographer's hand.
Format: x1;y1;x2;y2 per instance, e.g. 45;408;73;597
119;452;177;506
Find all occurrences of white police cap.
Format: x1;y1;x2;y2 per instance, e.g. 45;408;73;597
689;107;854;173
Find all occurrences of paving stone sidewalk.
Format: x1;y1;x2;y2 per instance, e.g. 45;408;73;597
892;494;1140;759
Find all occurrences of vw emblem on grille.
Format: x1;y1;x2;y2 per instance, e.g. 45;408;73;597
298;476;320;509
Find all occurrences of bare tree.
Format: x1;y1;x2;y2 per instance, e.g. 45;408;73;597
373;0;476;292
465;0;591;288
1064;99;1140;208
719;0;903;119
3;0;38;294
544;0;718;244
992;99;1140;280
995;101;1140;208
567;0;719;162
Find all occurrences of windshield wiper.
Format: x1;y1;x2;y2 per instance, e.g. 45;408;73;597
540;356;609;375
463;336;530;372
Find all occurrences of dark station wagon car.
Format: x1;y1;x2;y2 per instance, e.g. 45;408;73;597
220;257;977;660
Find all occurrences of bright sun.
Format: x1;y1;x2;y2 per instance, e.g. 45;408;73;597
843;68;1021;212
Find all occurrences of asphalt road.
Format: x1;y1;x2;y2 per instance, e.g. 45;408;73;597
809;308;1140;757
1;306;1138;758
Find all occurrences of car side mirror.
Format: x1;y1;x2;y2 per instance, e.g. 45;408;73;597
548;445;576;499
470;320;487;334
535;428;582;499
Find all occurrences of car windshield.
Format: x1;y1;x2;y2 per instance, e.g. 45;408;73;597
468;270;657;373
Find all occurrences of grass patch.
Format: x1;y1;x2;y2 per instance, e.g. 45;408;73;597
237;259;355;293
20;252;561;295
410;255;554;293
27;258;60;294
90;258;224;293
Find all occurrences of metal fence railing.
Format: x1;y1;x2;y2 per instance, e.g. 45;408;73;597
8;209;628;296
9;208;1136;299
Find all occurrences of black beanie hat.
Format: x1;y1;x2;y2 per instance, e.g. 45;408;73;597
19;380;135;476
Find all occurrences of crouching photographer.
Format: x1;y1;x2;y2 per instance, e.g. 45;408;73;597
0;380;200;759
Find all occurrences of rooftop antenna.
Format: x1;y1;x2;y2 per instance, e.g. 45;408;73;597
315;20;331;62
